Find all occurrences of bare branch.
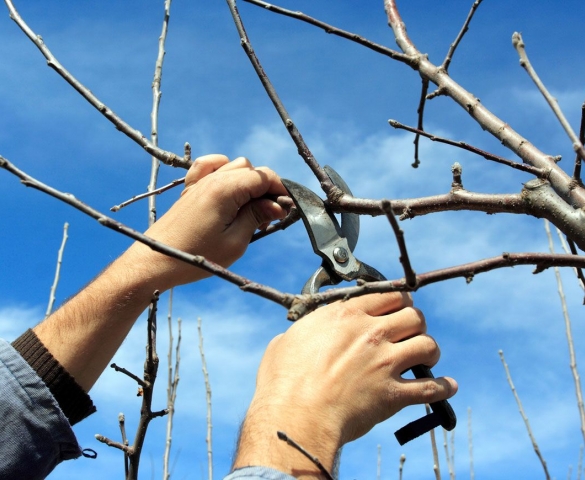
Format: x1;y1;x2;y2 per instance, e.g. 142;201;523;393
276;431;334;480
148;0;173;226
512;33;585;164
381;200;416;287
412;78;429;168
163;290;180;480
383;0;585;209
574;101;585;182
110;363;148;389
242;0;411;63
442;0;484;71
45;222;69;318
499;349;551;479
389;120;549;177
0;155;296;310
95;434;133;454
545;220;585;446
3;0;190;170
225;0;338;196
198;317;213;480
111;177;185;213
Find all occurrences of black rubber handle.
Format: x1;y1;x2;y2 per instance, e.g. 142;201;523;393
394;364;457;445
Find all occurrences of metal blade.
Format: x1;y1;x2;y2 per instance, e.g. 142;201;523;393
324;165;359;252
282;178;360;280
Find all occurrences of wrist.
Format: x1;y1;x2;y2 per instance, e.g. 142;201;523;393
233;398;341;479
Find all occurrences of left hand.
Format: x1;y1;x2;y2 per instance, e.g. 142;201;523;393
127;154;288;289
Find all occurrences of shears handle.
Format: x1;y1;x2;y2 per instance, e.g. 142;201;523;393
394;364;457;445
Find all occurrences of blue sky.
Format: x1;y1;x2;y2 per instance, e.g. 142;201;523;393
2;1;585;479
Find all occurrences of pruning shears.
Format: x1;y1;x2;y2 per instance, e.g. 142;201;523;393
281;166;456;445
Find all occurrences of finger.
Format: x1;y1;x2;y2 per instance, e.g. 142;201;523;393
230;198;288;238
395;376;458;408
226;168;288;209
345;291;413;317
392;334;441;373
379;306;427;343
184;154;230;188
218;156;253;171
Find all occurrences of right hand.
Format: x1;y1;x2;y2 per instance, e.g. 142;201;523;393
233;291;457;476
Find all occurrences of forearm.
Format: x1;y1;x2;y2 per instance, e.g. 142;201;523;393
33;243;168;392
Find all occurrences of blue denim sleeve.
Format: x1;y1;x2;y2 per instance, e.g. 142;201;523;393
0;338;82;480
224;466;296;480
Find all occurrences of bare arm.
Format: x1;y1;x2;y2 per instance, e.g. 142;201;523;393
33;154;288;392
232;292;457;478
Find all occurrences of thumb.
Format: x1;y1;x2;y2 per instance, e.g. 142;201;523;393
230;198;287;238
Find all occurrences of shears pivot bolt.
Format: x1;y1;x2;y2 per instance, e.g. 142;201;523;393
333;247;349;264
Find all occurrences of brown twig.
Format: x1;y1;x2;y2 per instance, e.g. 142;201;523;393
224;0;337;196
0;155;296;310
111;177;186;212
442;0;484;71
499;349;551;480
242;0;411;64
381;200;416;287
276;431;334;480
389;120;548;178
45;222;69;318
412;78;429;168
4;0;190;170
574;101;585;182
198;317;213;480
545;220;585;446
512;33;585;164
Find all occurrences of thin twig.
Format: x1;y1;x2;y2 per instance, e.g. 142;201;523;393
225;0;336;195
468;407;474;480
399;454;406;480
110;363;148;388
276;431;334;480
198;317;213;480
427;404;441;480
443;428;455;480
499;349;551;479
242;0;411;63
573;101;585;182
545;220;585;446
45;222;69;318
376;445;381;480
148;0;172;227
380;200;416;287
163;289;181;480
442;0;484;71
556;229;585;302
389;120;548;178
578;445;583;480
3;0;190;170
119;413;129;477
412;78;429;168
513;32;585;163
111;177;186;212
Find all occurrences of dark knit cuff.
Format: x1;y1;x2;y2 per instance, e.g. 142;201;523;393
11;329;96;426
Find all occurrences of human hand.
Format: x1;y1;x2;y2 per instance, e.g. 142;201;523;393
127;154;288;289
232;292;457;477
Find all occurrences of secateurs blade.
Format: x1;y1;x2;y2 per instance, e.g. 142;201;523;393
281;166;456;445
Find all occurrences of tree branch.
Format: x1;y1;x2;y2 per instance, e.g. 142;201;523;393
389;120;548;178
512;33;585;164
442;0;484;71
224;0;338;196
3;0;190;170
45;222;69;318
